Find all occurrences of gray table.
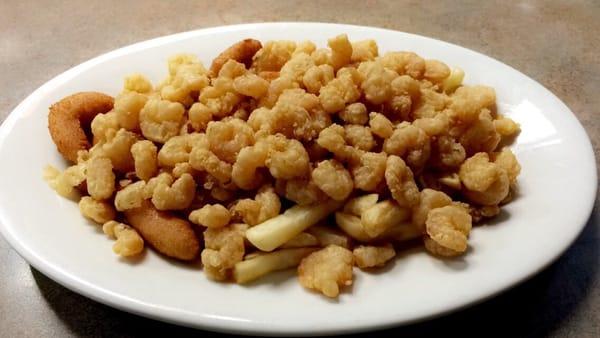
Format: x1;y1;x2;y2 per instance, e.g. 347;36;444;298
1;1;598;336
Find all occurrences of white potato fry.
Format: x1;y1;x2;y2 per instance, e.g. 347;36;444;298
308;225;351;249
336;212;420;243
342;193;379;216
246;200;342;252
361;200;410;238
243;251;263;260
281;232;320;248
442;67;464;93
335;212;371;242
234;247;317;284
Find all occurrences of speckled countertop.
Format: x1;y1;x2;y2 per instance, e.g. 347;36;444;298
0;1;598;337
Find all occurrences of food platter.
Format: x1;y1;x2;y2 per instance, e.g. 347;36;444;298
0;23;595;335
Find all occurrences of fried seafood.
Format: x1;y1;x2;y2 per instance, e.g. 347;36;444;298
45;36;522;298
48;92;114;162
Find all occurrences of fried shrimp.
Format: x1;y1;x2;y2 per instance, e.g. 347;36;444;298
48;92;114;162
124;201;200;260
210;39;263;76
44;35;522;297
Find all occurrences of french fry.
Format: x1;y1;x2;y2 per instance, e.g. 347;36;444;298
361;200;410;238
442;67;464;93
244;251;262;260
336;211;420;243
335;212;371;242
234;247;317;284
343;193;379;216
246;200;342;251
281;232;320;248
307;225;351;249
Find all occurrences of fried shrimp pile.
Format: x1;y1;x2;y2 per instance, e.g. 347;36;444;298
45;35;521;298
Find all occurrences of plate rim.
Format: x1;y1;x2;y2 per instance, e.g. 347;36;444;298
0;22;597;336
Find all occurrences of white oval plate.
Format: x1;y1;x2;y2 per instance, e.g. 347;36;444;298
0;23;596;336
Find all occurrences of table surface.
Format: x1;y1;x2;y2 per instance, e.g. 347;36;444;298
1;1;598;337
